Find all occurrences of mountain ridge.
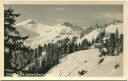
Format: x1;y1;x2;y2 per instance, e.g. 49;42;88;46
15;19;122;48
15;19;83;48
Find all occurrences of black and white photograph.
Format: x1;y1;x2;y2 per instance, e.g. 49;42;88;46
4;3;123;77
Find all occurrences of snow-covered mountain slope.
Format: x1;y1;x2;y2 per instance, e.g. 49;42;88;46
76;28;102;44
15;19;82;48
45;48;123;77
15;19;52;35
105;22;123;34
76;22;123;44
15;19;122;48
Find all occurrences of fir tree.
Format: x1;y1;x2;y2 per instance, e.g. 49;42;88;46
4;7;28;74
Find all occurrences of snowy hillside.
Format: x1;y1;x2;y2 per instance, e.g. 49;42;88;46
105;22;123;34
45;48;123;77
15;19;82;48
76;21;123;44
44;21;123;77
76;28;101;44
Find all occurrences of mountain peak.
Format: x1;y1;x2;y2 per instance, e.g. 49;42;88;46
61;21;83;31
62;21;73;27
24;19;37;24
111;20;122;25
15;19;37;27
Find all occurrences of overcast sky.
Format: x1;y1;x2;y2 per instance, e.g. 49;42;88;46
5;5;123;28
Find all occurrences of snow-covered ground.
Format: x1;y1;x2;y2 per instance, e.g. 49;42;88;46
105;23;123;34
76;29;101;44
45;48;123;77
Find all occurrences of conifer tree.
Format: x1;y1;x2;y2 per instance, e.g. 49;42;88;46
4;7;28;72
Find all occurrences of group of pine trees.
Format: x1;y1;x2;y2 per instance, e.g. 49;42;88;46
94;28;123;57
4;7;29;75
13;36;91;76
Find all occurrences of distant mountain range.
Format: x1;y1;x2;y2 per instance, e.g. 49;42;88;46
15;19;123;48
